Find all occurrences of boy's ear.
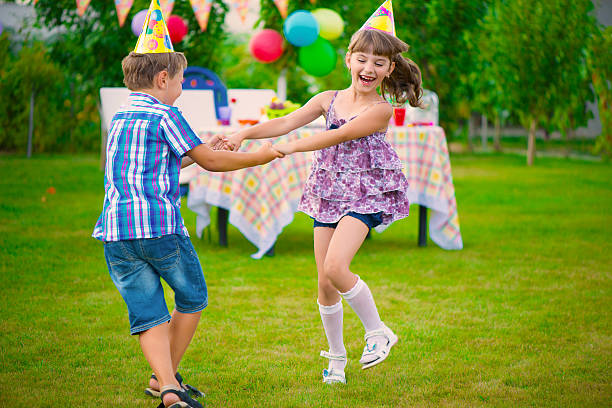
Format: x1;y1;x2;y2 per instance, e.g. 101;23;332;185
155;70;169;89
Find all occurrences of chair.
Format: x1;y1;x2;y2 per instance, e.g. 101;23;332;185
227;89;276;126
99;87;216;168
183;67;228;119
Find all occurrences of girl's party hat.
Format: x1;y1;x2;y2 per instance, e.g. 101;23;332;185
134;0;174;53
360;0;395;37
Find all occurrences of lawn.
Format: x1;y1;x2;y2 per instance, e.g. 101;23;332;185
0;153;610;407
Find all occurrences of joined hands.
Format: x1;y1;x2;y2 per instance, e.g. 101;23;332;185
206;133;288;157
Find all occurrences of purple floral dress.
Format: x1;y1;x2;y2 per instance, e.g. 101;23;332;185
298;91;410;226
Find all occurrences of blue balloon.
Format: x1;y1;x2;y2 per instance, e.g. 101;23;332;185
0;21;3;36
283;10;319;47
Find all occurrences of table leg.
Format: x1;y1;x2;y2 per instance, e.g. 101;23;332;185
265;243;275;257
217;207;228;247
418;205;427;247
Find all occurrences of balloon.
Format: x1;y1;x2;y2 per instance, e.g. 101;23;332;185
283;10;319;47
298;37;336;77
0;21;3;36
249;29;284;63
131;9;148;36
311;8;344;40
166;15;188;43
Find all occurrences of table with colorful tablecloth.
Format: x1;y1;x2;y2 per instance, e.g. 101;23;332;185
183;125;462;258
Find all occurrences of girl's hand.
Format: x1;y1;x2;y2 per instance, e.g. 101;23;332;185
257;142;285;163
206;134;229;150
273;143;295;156
226;132;246;152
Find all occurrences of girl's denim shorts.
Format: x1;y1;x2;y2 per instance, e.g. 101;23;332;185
313;211;383;230
103;234;207;335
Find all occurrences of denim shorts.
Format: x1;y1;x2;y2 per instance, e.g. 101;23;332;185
103;234;208;335
313;211;383;230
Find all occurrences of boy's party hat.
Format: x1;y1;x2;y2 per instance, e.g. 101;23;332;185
360;0;396;37
134;0;174;53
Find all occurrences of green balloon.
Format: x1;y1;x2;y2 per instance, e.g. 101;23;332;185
298;37;337;77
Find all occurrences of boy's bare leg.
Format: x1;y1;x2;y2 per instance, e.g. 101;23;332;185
139;323;181;406
169;310;202;372
149;310;202;390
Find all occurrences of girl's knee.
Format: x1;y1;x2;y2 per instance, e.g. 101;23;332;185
323;258;347;282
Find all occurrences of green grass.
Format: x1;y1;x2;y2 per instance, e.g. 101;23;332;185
1;153;611;407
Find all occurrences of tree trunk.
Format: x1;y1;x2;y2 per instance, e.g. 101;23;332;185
494;115;501;152
467;116;474;153
27;88;35;158
527;118;536;166
481;114;488;149
565;116;575;158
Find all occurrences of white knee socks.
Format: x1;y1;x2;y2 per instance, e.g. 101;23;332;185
318;299;347;372
340;277;383;333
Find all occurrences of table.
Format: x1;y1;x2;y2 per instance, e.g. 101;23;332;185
183;125;463;258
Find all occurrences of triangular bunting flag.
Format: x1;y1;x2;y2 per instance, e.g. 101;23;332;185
190;0;214;32
134;0;174;53
159;0;175;20
115;0;134;27
76;0;91;17
234;0;249;24
273;0;288;19
360;0;396;37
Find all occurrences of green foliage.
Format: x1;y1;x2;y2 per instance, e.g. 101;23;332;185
476;0;600;163
0;0;229;153
0;37;80;152
589;26;612;158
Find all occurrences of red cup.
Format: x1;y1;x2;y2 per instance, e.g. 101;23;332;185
393;107;406;126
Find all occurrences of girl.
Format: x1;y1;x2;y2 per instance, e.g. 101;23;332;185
225;24;422;384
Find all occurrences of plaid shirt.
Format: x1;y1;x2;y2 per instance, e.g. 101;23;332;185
93;92;202;242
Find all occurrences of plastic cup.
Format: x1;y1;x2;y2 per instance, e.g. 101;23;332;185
218;106;231;126
393;107;406;126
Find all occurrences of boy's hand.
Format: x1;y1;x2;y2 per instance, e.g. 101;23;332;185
257;142;285;163
273;143;295;156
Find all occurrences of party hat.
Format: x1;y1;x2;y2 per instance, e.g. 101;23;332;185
134;0;174;53
360;0;395;37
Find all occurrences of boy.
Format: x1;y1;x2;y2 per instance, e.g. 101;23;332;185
92;3;282;407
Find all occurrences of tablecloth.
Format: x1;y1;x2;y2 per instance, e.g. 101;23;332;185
184;125;462;258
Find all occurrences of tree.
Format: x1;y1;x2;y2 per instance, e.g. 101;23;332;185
479;0;599;165
588;26;612;158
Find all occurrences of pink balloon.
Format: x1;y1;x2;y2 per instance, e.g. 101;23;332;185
249;29;284;63
167;15;188;43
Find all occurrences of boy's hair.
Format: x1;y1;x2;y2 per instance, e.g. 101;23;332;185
348;30;423;108
122;52;188;90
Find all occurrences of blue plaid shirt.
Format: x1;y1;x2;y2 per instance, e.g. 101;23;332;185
93;92;202;241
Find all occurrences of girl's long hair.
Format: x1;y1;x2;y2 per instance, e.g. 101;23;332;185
348;29;423;107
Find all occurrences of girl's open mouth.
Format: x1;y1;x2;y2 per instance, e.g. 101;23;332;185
359;75;376;86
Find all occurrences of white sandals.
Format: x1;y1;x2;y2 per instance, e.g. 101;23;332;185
359;323;398;370
320;350;347;384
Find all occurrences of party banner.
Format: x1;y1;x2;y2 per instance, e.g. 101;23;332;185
159;0;175;20
76;0;91;17
273;0;288;19
115;0;134;27
233;0;249;23
190;0;213;31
